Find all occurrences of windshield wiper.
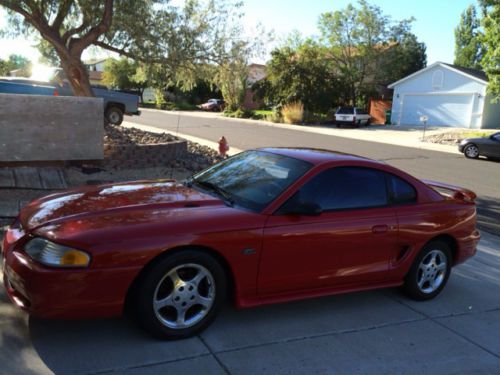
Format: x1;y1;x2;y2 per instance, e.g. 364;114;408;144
189;179;235;206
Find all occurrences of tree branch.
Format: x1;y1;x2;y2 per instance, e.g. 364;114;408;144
62;20;90;43
71;0;114;55
93;40;149;62
52;0;72;31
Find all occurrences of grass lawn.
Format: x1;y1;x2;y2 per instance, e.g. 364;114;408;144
458;130;497;138
253;110;273;116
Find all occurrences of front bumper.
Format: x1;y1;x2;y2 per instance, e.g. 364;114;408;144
2;225;141;319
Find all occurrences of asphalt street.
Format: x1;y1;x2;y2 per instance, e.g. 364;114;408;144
132;110;500;235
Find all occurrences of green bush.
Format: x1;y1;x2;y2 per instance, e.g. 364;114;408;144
224;108;254;118
265;111;283;123
174;101;198;111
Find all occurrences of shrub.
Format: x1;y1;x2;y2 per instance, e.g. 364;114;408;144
224;108;254;118
155;88;166;109
265;110;283;123
174;101;198;111
282;102;304;124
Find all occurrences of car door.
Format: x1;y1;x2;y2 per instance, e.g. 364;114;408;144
481;133;500;157
258;166;399;296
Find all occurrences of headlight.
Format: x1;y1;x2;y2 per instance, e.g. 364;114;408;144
25;238;90;268
460;139;468;145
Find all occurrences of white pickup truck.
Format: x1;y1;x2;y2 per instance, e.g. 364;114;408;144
334;107;371;127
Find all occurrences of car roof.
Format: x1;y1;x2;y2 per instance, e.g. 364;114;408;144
258;147;379;166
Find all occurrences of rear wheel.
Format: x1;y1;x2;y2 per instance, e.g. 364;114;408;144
403;241;451;301
133;250;227;339
105;106;124;125
463;144;479;159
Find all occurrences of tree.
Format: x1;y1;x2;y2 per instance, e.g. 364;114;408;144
0;54;32;77
214;60;247;111
479;0;500;102
256;41;340;112
454;5;483;69
318;0;425;106
382;21;427;85
319;1;389;105
0;0;257;97
102;58;148;101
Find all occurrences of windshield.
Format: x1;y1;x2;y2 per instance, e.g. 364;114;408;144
191;150;312;212
337;107;354;114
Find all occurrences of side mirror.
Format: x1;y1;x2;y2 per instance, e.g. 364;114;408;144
282;202;322;216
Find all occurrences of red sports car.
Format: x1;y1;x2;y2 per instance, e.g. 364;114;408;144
2;148;480;339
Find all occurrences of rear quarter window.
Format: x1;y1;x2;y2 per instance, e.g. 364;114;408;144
388;174;417;204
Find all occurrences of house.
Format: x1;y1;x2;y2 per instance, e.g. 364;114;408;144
388;62;499;129
84;58;108;85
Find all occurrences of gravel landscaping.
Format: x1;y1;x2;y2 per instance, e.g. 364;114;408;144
103;124;221;171
424;130;497;145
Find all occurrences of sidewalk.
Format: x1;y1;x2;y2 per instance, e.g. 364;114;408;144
139;108;461;154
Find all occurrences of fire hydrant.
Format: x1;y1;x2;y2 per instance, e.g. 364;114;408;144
218;136;229;158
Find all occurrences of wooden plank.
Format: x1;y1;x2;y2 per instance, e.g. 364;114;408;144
13;167;43;189
0;169;15;188
39;168;68;189
0;201;19;217
18;200;31;211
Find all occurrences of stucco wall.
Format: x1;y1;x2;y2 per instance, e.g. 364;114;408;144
390;65;487;128
0;93;103;162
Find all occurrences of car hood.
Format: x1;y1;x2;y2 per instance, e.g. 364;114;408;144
20;180;222;230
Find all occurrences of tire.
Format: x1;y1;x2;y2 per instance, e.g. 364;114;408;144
463;143;479;159
133;250;227;339
403;241;451;301
105;106;124;125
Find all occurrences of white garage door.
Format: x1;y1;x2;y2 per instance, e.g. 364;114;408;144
400;94;472;127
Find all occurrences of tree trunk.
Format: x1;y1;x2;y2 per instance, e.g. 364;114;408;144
59;55;94;97
139;87;144;103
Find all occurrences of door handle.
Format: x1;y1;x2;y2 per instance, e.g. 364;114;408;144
372;225;388;234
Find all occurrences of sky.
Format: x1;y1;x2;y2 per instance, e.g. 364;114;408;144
0;0;480;67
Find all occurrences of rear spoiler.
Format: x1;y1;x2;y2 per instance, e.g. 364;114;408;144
422;179;477;203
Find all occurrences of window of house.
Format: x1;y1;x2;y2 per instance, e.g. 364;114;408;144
432;70;444;89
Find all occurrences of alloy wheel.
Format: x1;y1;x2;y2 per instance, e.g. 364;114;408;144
416;250;447;294
464;144;479;158
153;263;215;329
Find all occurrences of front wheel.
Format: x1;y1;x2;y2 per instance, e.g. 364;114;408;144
403;241;451;301
463;144;479;159
133;250;227;339
105;106;124;125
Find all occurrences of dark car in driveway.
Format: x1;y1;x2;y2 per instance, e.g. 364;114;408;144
459;132;500;159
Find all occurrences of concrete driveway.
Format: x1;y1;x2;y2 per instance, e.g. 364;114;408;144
1;231;499;374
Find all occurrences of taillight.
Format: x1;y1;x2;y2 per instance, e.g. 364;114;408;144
53;89;59;96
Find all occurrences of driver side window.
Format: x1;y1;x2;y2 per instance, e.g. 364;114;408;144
285;167;389;212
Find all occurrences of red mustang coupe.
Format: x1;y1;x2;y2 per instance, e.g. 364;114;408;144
2;148;480;339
